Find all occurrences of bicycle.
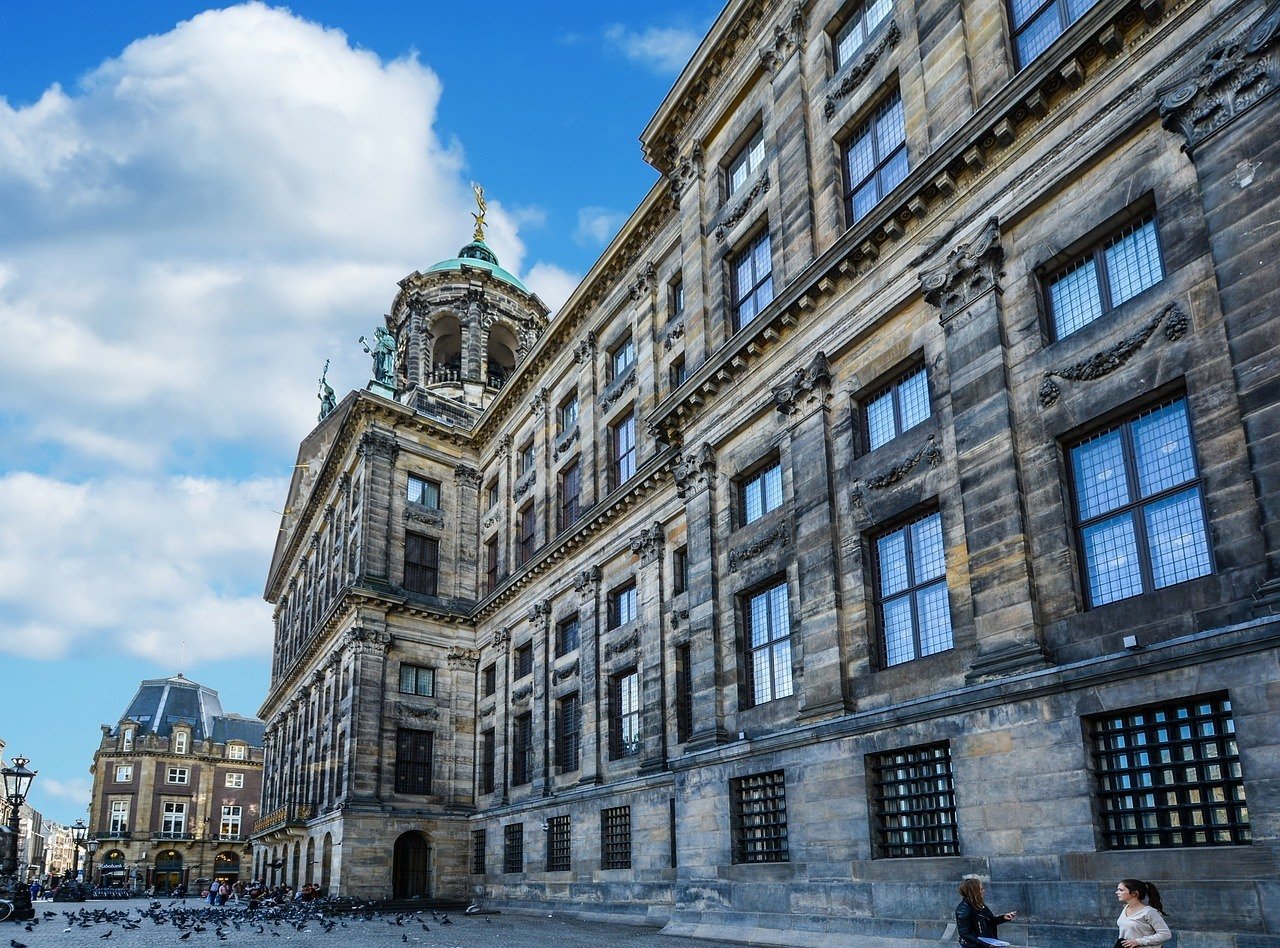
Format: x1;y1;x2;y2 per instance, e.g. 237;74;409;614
0;894;13;922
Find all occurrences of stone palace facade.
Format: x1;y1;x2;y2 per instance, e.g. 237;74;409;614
254;0;1280;943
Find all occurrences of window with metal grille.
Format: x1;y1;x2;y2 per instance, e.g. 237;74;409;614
834;0;893;68
404;532;439;596
611;335;636;379
559;461;581;532
514;641;534;679
871;743;959;857
745;581;793;707
610;412;637;490
482;663;496;697
731;230;774;330
406;474;440;509
556;614;580;656
471;829;486;873
609;669;641;759
727;129;765;196
1069;397;1212;608
546;815;572;871
874;511;952;666
485;538;499;594
503;823;523;873
864;365;930;451
1090;693;1249;849
556;692;581;773
398;664;435;697
512;712;533;786
730;770;789;863
394;728;433;796
1047;213;1164;339
518;504;537;565
608;581;638;629
1011;0;1102;68
844;90;908;224
600;806;632;869
675;643;693;744
740;460;783;526
558;393;579;434
479;728;496;795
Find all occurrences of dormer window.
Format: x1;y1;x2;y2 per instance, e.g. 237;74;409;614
727;129;765;196
173;730;189;755
227;743;247;761
122;728;134;751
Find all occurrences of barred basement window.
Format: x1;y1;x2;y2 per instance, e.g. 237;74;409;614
730;770;789;863
394;728;433;796
1090;693;1250;849
600;806;632;870
471;829;486;874
546;815;571;872
556;692;581;773
503;823;523;873
404;532;439;596
871;743;959;858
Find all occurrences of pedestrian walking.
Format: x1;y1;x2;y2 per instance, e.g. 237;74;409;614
955;877;1017;947
1115;879;1172;947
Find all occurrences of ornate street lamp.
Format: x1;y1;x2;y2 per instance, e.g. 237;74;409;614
86;839;99;889
1;755;38;920
70;818;88;882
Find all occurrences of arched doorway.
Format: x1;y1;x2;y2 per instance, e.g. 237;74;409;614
99;849;128;889
391;831;430;899
213;851;240;881
321;834;333;892
154;851;183;894
291;841;300;886
305;837;316;884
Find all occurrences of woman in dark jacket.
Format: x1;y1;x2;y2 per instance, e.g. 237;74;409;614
955;877;1017;947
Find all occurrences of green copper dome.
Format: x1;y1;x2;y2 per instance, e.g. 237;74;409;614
425;239;529;294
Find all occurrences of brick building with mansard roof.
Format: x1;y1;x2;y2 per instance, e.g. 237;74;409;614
255;0;1280;942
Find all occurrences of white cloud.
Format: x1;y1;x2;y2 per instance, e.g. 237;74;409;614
36;776;93;804
604;24;701;75
0;472;284;663
575;206;627;247
524;262;581;314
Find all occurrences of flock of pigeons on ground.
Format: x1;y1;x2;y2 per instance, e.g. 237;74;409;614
8;899;494;945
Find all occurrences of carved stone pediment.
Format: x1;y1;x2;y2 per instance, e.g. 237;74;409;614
825;21;902;119
716;171;771;242
728;521;791;572
674;443;717;499
773;351;832;415
919;217;1003;322
1158;3;1280;150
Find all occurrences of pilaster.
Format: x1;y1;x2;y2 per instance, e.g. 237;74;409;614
630;522;668;773
574;566;604;785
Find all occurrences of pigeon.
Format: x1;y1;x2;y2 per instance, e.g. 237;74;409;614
179;932;191;940
100;933;113;940
11;940;29;948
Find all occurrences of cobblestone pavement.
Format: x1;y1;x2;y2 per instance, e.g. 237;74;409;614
4;901;749;948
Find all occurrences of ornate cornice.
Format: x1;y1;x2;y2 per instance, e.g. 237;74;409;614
674;443;717;499
825;21;902;119
357;429;399;461
919;217;1003;322
728;520;791;572
1039;303;1189;407
1158;2;1280;150
773;351;832;415
716;171;771;241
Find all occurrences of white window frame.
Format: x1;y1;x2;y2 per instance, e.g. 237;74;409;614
114;764;133;782
167;766;190;785
109;800;130;834
227;743;247;761
226;772;245;789
172;730;189;754
161;801;188;836
220;805;243;839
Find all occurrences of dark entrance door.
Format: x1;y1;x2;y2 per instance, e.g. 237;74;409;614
392;832;429;898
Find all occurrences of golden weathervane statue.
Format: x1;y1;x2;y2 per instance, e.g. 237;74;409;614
471;182;487;241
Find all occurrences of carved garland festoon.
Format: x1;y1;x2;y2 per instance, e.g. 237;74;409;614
728;521;791;572
850;435;943;510
919;217;1003;322
825;21;902;119
715;171;771;241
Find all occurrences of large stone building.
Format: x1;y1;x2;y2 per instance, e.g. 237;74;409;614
255;0;1280;942
87;675;264;891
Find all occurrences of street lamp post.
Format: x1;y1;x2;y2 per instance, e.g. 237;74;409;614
69;819;87;883
86;839;99;890
1;754;38;921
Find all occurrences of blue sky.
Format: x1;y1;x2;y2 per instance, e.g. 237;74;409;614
0;0;722;825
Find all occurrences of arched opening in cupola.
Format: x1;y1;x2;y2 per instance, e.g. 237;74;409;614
486;323;517;390
429;313;462;384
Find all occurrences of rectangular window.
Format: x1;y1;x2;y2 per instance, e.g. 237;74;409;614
559;461;581;532
741;461;783;525
834;0;893;69
518;439;535;476
109;800;129;834
518;504;537;565
471;829;487;874
399;664;436;697
610;412;637;490
479;728;496;795
227;743;247;761
1011;0;1102;68
485;537;499;594
114;765;133;782
226;772;245;789
727;129;765;196
406;474;441;509
558;393;579;434
845;90;908;224
166;767;189;785
670;277;685;320
745;582;794;706
675;643;693;744
1091;693;1249;849
512;712;533;786
394;728;433;796
600;806;632;870
871;743;959;857
731;230;774;329
514;641;534;679
485;479;499;510
546;815;572;872
609;669;642;759
669;356;687;389
875;511;953;666
161;801;187;836
556;692;581;773
730;770;789;863
1048;213;1164;340
404;532;440;596
865;365;930;451
673;546;689;595
611;335;636;379
219;805;242;839
1070;398;1211;608
556;613;580;656
608;581;638;629
503;823;524;873
482;664;497;697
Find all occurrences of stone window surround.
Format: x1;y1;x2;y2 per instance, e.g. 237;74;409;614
853;354;931;455
719;113;765;204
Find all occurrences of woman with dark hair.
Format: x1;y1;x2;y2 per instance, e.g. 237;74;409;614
955;877;1017;947
1115;879;1172;947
